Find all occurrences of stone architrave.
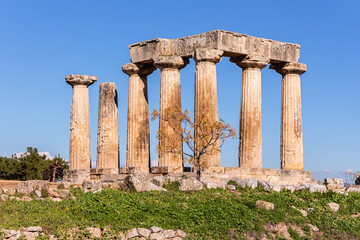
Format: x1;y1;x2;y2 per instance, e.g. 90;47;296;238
231;56;268;168
96;82;119;171
65;75;97;170
154;56;188;172
193;48;223;168
271;62;307;170
122;63;155;173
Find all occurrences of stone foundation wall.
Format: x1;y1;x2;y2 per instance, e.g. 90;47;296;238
88;167;315;186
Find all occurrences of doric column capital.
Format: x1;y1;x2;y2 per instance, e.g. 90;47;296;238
270;62;307;76
193;48;223;64
65;75;97;87
122;63;156;77
230;55;269;69
154;56;189;70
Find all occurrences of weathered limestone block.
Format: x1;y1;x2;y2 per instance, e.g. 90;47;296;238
122;63;155;173
154;56;188;172
346;185;360;193
146;183;167;192
193;48;223;168
271;63;306;170
328;202;340;212
96;82;119;170
82;180;102;193
126;228;139;239
17;180;48;195
124;173;152;192
86;227;102;238
203;182;226;189
178;177;203;191
62;169;90;183
324;178;345;190
138;228;151;238
256;200;275;210
231;56;268;168
66;75;97;170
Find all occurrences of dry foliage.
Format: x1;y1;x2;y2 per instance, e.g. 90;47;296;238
151;107;236;178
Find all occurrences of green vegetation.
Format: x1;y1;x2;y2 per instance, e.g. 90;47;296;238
1;185;360;239
0;147;68;181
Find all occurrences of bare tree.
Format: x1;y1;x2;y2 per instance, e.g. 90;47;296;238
151;107;236;179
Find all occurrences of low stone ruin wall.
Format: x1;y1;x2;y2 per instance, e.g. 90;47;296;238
0;226;186;240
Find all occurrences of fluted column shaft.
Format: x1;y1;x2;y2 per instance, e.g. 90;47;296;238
154;56;188;172
66;75;97;170
96;82;119;169
272;63;307;170
122;63;155;173
193;49;223;167
232;56;268;168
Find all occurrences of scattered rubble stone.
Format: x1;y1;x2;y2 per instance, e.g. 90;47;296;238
257;180;270;191
178;177;203;191
82;180;102;193
163;229;176;238
150;226;163;233
146;182;167;192
256;200;274;210
150;232;164;240
226;184;236;190
17;180;48;195
325;178;345;191
34;190;42;198
244;178;258;188
3;188;16;195
124;173;152;192
126;228;139;238
21;196;32;201
138;228;151;238
230;177;245;187
0;194;9;201
203;182;226;189
346;185;360;193
0;226;186;240
328;202;340;212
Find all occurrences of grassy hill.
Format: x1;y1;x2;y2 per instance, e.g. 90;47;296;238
1;183;360;239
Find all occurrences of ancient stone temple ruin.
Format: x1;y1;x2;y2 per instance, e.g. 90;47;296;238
63;30;315;184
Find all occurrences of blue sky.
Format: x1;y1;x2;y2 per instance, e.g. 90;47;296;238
0;1;359;181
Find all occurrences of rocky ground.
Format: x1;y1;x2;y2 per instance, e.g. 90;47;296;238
0;176;360;239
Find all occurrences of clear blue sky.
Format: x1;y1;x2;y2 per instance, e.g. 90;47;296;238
0;1;359;181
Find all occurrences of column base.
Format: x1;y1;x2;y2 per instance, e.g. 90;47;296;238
63;169;90;183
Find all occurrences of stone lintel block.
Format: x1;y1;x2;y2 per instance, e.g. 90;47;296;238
65;75;97;86
129;30;300;64
151;166;183;174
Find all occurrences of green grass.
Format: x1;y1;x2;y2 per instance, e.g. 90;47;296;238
0;185;360;239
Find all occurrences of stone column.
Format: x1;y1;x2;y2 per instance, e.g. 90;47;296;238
65;75;97;170
122;63;155;173
271;62;307;170
154;56;188;172
96;82;119;172
231;56;268;168
193;49;223;168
